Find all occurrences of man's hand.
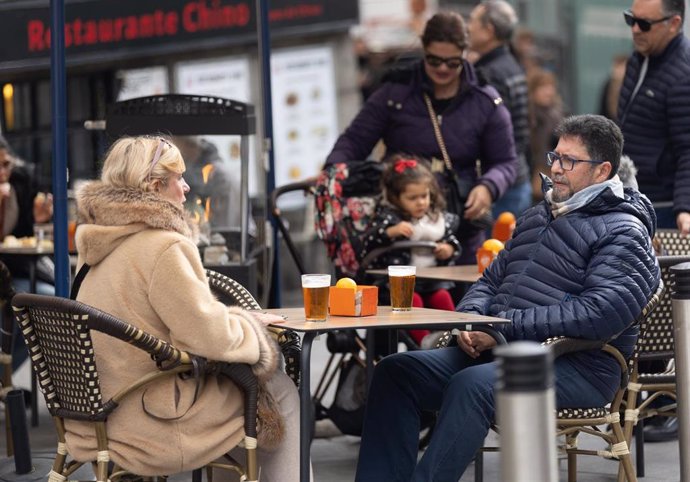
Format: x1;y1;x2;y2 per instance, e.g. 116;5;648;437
677;212;690;235
457;331;497;358
386;221;414;239
463;184;492;220
434;242;454;260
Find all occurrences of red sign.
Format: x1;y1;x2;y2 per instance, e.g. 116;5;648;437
0;0;357;72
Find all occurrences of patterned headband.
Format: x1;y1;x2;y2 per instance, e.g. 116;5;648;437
146;138;172;181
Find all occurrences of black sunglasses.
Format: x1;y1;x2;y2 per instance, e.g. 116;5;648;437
623;9;673;32
424;54;463;70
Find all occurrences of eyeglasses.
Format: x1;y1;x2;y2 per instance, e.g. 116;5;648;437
623;9;673;32
424;54;463;70
546;151;605;171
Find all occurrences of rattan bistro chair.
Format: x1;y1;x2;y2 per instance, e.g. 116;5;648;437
206;269;302;388
655;228;690;255
622;255;687;476
11;293;260;482
436;281;664;482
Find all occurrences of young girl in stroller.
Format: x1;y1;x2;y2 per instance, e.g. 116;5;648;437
362;154;461;346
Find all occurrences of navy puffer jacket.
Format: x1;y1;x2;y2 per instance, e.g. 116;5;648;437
459;186;660;399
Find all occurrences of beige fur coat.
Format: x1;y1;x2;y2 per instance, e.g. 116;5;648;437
68;182;279;475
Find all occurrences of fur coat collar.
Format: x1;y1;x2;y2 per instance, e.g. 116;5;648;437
76;181;198;266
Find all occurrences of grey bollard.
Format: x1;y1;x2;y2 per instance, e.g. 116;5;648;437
670;262;690;482
495;341;557;482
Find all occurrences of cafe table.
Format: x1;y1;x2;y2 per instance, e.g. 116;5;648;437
267;306;508;482
367;264;483;284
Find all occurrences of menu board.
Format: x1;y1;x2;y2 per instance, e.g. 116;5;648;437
271;45;338;207
174;56;258;197
176;57;251;101
116;66;169;101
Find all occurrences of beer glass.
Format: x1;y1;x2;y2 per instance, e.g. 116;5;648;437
301;274;331;321
388;266;416;311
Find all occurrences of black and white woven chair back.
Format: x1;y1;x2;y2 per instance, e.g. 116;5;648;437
12;294;108;420
636;256;686;360
206;270;261;310
206;269;302;387
655;229;690;256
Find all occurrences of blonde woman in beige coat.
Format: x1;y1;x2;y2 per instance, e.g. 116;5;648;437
70;136;304;481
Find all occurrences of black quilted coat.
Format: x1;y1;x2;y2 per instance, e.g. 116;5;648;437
459;186;660;399
617;34;690;212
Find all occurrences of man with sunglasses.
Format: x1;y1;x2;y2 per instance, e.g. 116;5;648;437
618;0;690;234
468;0;531;219
618;0;689;444
355;114;660;481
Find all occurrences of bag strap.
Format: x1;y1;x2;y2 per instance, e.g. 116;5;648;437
70;263;91;300
423;93;483;178
423;93;453;171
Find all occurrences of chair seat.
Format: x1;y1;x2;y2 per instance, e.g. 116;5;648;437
556;406;609;419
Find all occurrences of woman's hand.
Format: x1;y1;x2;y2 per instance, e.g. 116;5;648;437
251;311;286;326
463;184;492;220
386;221;414;239
33;192;53;223
434;242;454;260
457;330;497;358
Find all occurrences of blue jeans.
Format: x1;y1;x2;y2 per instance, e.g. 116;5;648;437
492;180;533;220
355;347;611;482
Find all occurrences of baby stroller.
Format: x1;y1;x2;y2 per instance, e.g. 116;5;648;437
271;160;438;443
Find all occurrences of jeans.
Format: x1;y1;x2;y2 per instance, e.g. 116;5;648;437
492;180;533;220
355;347;611;482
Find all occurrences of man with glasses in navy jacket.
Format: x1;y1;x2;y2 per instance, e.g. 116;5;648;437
355;114;660;482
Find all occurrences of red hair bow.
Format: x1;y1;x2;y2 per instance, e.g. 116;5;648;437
394;159;417;173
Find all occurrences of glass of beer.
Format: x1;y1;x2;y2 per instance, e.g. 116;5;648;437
388;266;416;311
301;274;331;321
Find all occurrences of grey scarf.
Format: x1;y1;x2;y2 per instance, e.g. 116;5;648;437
546;175;624;219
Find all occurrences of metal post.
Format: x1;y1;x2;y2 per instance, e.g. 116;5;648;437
50;0;69;298
495;341;557;482
6;390;31;474
240;135;249;262
670;262;690;482
256;0;281;308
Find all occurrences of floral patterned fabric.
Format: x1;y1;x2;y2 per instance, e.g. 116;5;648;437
314;163;380;277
